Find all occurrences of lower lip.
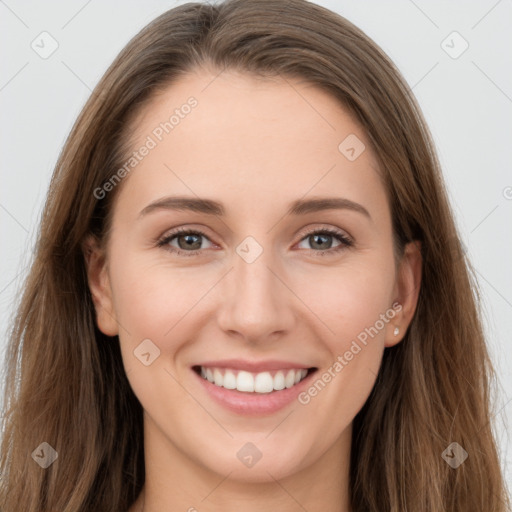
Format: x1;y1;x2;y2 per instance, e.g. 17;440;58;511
193;368;317;415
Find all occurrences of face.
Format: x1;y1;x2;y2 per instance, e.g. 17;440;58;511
86;68;421;484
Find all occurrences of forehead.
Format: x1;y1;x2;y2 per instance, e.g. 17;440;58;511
114;68;387;223
131;68;371;156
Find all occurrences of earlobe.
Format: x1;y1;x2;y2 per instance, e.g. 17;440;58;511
82;235;119;337
385;240;422;347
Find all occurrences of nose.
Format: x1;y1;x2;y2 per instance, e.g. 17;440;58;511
216;245;296;344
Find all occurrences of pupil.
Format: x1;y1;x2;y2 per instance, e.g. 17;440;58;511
180;234;201;250
312;234;331;250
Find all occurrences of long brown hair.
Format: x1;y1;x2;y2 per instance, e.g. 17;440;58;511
1;1;509;510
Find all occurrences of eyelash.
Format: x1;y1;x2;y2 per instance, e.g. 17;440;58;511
156;226;353;257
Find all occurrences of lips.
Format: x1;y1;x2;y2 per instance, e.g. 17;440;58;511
191;359;318;415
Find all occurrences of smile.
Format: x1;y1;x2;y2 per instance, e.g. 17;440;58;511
194;366;312;393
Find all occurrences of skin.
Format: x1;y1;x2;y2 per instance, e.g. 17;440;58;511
85;68;421;512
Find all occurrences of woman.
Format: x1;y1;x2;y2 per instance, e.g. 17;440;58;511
0;0;509;510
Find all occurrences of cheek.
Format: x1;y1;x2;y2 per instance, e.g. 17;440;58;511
295;255;395;341
108;254;199;409
294;256;394;413
109;251;204;334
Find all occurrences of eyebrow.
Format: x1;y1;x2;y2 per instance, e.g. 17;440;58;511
138;195;371;220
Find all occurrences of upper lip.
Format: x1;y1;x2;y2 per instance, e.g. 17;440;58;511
194;359;316;373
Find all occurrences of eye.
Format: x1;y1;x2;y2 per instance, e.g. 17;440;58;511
296;228;353;256
157;226;353;257
157;227;213;257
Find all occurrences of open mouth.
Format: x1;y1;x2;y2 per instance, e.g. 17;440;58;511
192;365;318;394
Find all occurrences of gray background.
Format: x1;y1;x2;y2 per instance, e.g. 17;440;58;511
1;0;511;491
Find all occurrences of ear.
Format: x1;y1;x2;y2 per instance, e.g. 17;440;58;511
82;234;119;337
385;240;422;347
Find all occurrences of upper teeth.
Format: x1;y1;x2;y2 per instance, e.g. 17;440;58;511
200;366;309;393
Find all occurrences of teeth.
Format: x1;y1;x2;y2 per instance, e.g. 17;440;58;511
273;371;285;390
223;370;237;389
214;369;223;387
198;367;309;393
285;370;295;388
